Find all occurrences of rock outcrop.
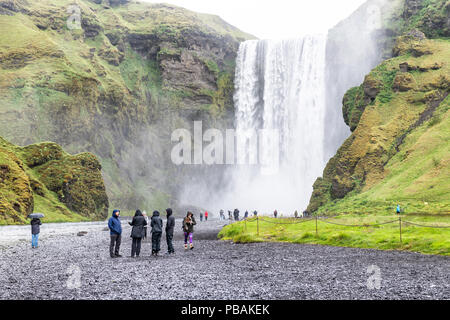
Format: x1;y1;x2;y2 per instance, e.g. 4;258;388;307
0;137;109;224
308;31;449;215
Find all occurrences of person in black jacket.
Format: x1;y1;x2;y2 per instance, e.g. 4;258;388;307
165;208;175;254
129;209;147;258
31;218;42;248
151;210;163;256
234;209;240;221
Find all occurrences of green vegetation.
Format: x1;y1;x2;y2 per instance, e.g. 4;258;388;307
0;0;253;213
219;216;450;256
309;35;450;216
400;0;450;38
0;136;108;225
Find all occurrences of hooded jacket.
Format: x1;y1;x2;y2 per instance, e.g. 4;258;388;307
151;211;163;233
129;210;147;238
108;210;122;235
31;218;42;235
182;215;197;233
165;208;175;235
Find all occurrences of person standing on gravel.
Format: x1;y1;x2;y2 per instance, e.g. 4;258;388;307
108;210;122;258
165;208;175;255
129;210;147;258
182;212;197;250
151;211;163;256
234;209;240;221
204;211;208;221
31;218;42;249
142;211;149;240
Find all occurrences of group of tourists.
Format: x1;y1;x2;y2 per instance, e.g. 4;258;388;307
199;211;209;222
107;209;197;258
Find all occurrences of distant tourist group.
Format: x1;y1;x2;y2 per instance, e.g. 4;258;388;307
107;209;197;258
217;209;311;221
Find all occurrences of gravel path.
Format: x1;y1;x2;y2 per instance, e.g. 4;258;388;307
0;219;448;300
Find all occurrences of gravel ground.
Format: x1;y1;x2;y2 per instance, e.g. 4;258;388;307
0;219;448;300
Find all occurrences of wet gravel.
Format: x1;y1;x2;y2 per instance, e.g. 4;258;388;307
0;219;448;300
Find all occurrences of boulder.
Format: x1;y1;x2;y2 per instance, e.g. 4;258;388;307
393;73;416;92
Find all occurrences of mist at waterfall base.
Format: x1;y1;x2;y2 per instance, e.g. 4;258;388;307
179;36;328;216
177;0;392;217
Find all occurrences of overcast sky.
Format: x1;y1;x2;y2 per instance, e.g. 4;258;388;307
142;0;368;39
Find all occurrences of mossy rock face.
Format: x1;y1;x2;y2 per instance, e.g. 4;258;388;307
402;0;450;38
20;142;64;168
0;136;109;224
308;35;450;215
393;73;416;92
393;30;431;57
36;153;108;219
0;147;34;223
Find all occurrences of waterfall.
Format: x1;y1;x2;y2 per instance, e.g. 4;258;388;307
229;35;327;215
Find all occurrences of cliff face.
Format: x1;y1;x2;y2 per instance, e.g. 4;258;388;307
309;0;450;215
0;0;254;211
0;136;108;224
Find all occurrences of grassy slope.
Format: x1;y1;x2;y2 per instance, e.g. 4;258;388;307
309;37;450;216
219;216;450;256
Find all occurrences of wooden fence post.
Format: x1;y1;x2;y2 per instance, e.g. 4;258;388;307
257;216;259;236
315;215;318;237
399;217;402;245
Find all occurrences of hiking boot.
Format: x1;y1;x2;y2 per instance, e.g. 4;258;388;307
184;244;188;250
189;244;194;250
115;254;122;258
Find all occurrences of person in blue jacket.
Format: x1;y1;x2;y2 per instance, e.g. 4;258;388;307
396;205;401;214
108;209;122;258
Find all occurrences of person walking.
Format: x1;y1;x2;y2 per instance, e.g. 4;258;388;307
200;212;203;222
244;211;249;219
234;209;240;221
183;212;197;250
204;211;208;222
31;218;42;248
253;210;258;217
165;208;175;255
151;210;163;256
129;209;147;258
294;210;299;219
142;211;149;240
396;204;401;214
228;210;232;220
108;210;122;258
274;210;278;218
220;209;224;220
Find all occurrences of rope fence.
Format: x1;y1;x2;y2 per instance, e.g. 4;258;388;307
234;214;450;245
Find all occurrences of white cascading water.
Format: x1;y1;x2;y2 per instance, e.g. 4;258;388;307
229;35;327;216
